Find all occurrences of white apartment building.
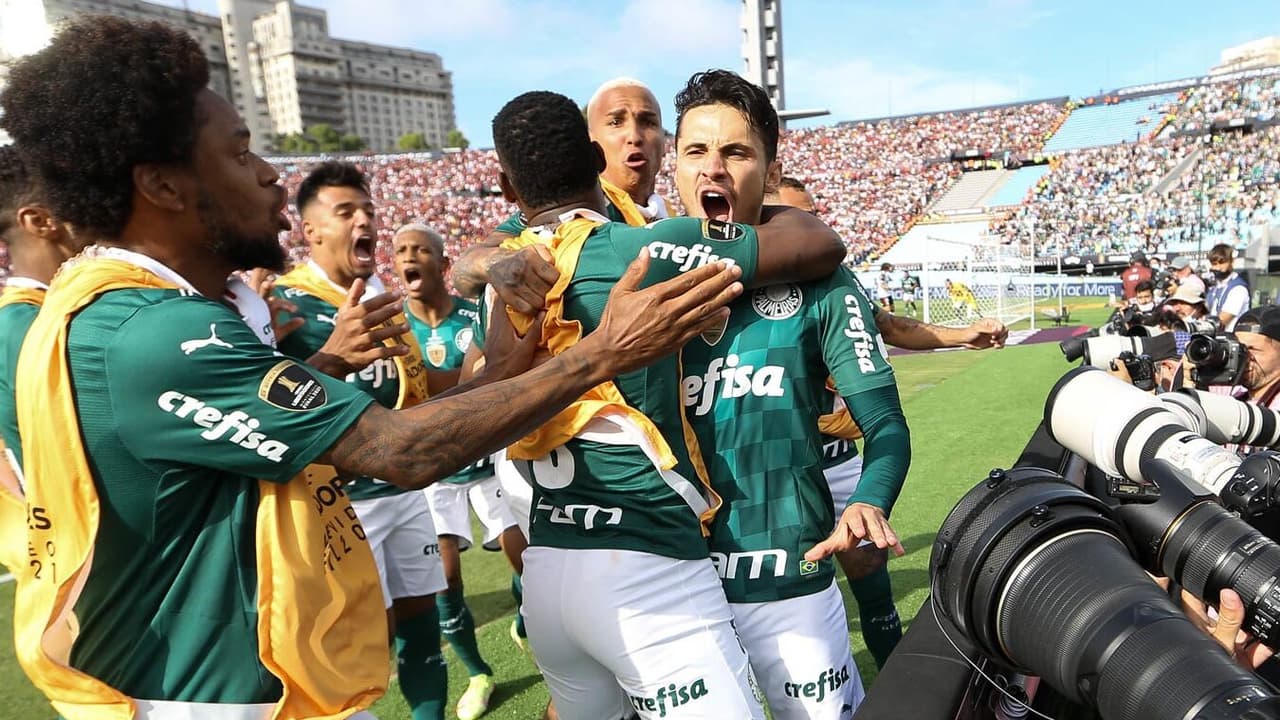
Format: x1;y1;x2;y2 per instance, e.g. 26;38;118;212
1;0;455;152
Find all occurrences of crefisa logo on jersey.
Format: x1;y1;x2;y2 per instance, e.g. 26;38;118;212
751;284;802;320
157;391;291;462
683;354;786;417
843;294;887;373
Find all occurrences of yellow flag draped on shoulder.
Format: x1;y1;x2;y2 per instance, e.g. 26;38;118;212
0;284;44;578
14;258;387;720
599;177;676;227
499;217;679;467
275;263;429;409
499;218;722;533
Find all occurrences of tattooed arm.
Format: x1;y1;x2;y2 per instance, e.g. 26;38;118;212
321;252;744;488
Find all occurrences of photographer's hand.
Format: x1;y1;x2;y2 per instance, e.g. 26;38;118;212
1185;588;1274;670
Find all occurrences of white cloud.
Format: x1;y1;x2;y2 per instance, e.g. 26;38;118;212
785;56;1023;122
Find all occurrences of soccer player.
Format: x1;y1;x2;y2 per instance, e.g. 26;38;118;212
876;263;895;313
394;221;524;719
490;89;847;720
673;69;912;718
2;17;745;719
0;146;85;570
452;77;672;310
766;169;1007;672
947;278;979;320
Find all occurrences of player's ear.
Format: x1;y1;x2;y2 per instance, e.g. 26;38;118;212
590;141;607;175
498;171;518;204
765;159;783;195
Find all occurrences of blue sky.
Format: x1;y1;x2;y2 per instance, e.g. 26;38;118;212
157;0;1278;147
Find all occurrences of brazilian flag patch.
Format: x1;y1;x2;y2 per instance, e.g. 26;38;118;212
799;559;819;576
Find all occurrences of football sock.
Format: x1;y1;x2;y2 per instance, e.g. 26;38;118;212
511;572;527;638
438;587;493;677
850;564;902;669
395;606;448;720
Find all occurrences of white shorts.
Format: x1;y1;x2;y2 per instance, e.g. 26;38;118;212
824;455;872;549
494;450;533;541
424;475;516;551
731;582;864;719
351;492;447;607
522;546;765;720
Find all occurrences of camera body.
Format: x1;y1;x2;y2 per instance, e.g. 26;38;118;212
1187;333;1249;387
1114;351;1156;391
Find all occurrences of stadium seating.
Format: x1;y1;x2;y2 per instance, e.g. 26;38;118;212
1040;93;1179;153
929;169;1007;213
879;221;991;265
984;165;1051;208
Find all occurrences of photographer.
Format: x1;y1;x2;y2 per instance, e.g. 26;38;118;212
1110;279;1156;313
1162;283;1216;333
1120;251;1153;300
1207;243;1251;331
1212;307;1280;450
1169;255;1206;297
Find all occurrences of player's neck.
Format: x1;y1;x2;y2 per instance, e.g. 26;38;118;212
406;291;452;326
526;186;609;228
7;238;64;286
312;258;356;291
603;171;655;206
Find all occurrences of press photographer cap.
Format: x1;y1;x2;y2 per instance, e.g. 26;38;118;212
1167;283;1205;305
1170;256;1192;270
1235;306;1280;342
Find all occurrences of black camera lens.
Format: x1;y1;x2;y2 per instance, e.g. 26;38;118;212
1187;333;1227;367
930;467;1280;720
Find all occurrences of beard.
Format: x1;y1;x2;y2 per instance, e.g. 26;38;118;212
198;190;286;273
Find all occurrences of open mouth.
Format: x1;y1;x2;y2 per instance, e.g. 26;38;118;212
401;266;423;293
700;189;733;223
353;234;375;265
624;151;648;169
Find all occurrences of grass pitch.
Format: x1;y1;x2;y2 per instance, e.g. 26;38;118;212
0;300;1109;719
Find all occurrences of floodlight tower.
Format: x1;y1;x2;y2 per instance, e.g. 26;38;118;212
740;0;828;125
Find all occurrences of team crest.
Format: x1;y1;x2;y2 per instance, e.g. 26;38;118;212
751;284;802;320
425;337;447;367
700;312;729;346
258;360;327;411
456;327;474;354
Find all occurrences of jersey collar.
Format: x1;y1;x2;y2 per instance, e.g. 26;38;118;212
306;259;387;301
4;276;49;291
82;246;200;294
529;207;612;239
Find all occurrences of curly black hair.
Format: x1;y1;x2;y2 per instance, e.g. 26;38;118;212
0;16;209;239
675;70;779;162
0;144;40;242
492;91;599;210
778;176;807;191
296;161;371;214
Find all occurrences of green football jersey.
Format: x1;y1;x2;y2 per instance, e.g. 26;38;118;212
819;285;884;470
681;267;897;603
275;285;402;500
508;214;760;560
405;297;492;484
65;288;372;702
0;299;39;472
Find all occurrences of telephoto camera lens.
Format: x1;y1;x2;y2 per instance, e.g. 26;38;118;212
1187;333;1229;367
931;467;1280;720
931;466;1280;717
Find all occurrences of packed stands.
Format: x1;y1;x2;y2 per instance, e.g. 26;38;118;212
4;70;1280;289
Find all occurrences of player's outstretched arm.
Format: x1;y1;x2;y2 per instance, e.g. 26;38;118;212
874;313;1008;351
322;251;744;488
752;206;847;287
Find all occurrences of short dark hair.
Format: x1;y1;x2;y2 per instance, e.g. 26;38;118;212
1208;243;1235;264
0;16;209;238
675;70;779;162
296;160;371;214
0;145;39;241
1134;280;1155;294
779;176;807;191
492;91;599;210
